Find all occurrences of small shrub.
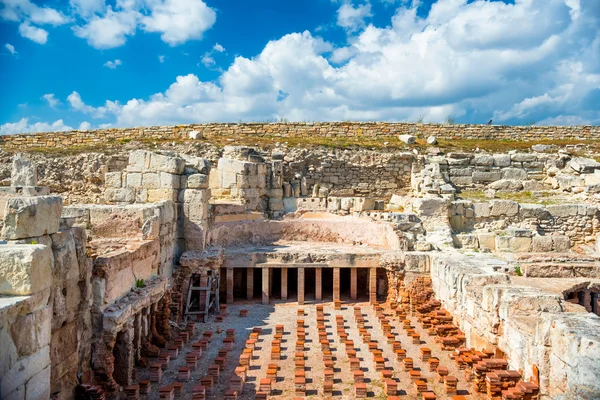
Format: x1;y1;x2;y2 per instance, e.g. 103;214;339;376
136;279;145;288
30;240;38;245
514;266;523;276
444;115;456;124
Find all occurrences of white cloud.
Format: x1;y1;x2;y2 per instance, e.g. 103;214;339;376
42;93;60;108
6;0;599;133
201;53;215;67
5;43;16;54
158;55;166;63
78;121;92;130
0;0;69;25
69;0;105;17
213;43;225;52
336;2;372;32
104;59;122;69
18;22;48;44
73;6;139;49
141;0;217;46
0;118;73;135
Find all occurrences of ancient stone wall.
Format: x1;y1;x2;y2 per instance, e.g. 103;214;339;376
1;122;600;149
450;200;600;246
429;252;600;400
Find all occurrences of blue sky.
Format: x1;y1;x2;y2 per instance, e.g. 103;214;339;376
0;0;599;134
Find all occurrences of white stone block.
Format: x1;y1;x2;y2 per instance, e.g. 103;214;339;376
104;172;122;188
1;346;50;399
11;154;37;187
0;245;53;295
159;172;180;189
128;150;150;171
186;174;209;189
149;153;185;174
104;188;135;204
125;172;142;188
141;173;160;189
2;196;62;239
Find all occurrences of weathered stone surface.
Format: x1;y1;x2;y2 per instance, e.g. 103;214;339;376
490;200;519;216
105;188;135;204
532;235;553;252
473;155;494;166
472;171;502;183
493;154;511;167
2;196;62;240
104;172;122;188
149;153;185;174
186;174;209;189
489;179;523;191
1;345;50;399
569;157;600;173
11;154;37;187
547;204;579;217
501;168;528;180
398;134;416;144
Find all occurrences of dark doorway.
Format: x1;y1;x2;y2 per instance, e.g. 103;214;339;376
271;268;282;299
357;268;369;300
233;268;246;300
376;268;389;302
322;268;334;300
305;268;316;301
253;268;262;299
288;268;298;300
340;268;351;299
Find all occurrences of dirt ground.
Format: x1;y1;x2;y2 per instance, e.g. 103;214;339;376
132;301;484;399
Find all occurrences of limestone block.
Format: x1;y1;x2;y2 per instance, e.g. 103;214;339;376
9;305;51;358
104;172;122;188
268;198;284;211
519;204;549;219
2;344;50;398
158;172;179;189
184;203;208;221
104;188;135;204
398;134;416;144
340;197;354;211
472;171;502;183
141;173;160;189
142;215;160;240
327;197;341;212
2;196;62;239
188;130;202;139
128;150;151;171
490;200;518;217
414;197;450;217
510;153;537;162
186;174;209;189
472;202;490;218
125;172;142;188
552;236;571;252
449;167;473;177
149;153;185;174
510;237;532;252
569;157;600;173
135;189;148;203
221;171;237;188
267;188;283;198
427;136;437;145
353;198;375;212
496;236;511;252
532;236;553;252
450;176;473;186
507;227;534;237
493;154;511;167
547;204;579;218
501;168;528;180
297;198;327;211
182;189;209;205
453;234;478;249
50;230;79;282
477;232;496;251
11;154;38;187
473;155;494;166
147;189;177;203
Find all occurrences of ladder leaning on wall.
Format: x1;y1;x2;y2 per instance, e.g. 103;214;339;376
184;271;220;322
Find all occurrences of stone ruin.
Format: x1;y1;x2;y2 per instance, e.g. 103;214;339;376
0;140;599;400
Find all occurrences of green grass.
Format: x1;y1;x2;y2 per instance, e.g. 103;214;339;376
458;190;559;205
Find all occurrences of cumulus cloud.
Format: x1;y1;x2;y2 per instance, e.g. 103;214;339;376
5;43;16;54
6;0;600;133
336;2;372;32
18;21;49;44
141;0;217;46
42;93;60;108
69;0;105;18
73;6;139;49
1;0;69;44
201;53;215;67
158;55;166;63
78;121;92;130
0;118;73;135
213;43;225;52
104;59;122;69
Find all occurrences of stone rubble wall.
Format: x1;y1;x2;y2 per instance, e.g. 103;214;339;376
429;251;600;400
1;122;600;149
450;200;600;247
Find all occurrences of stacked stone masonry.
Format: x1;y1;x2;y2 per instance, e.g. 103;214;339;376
1;122;600;149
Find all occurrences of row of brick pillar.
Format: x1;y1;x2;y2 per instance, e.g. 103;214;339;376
225;267;378;305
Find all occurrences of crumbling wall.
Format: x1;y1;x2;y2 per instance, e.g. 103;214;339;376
429;252;600;400
450;200;600;247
